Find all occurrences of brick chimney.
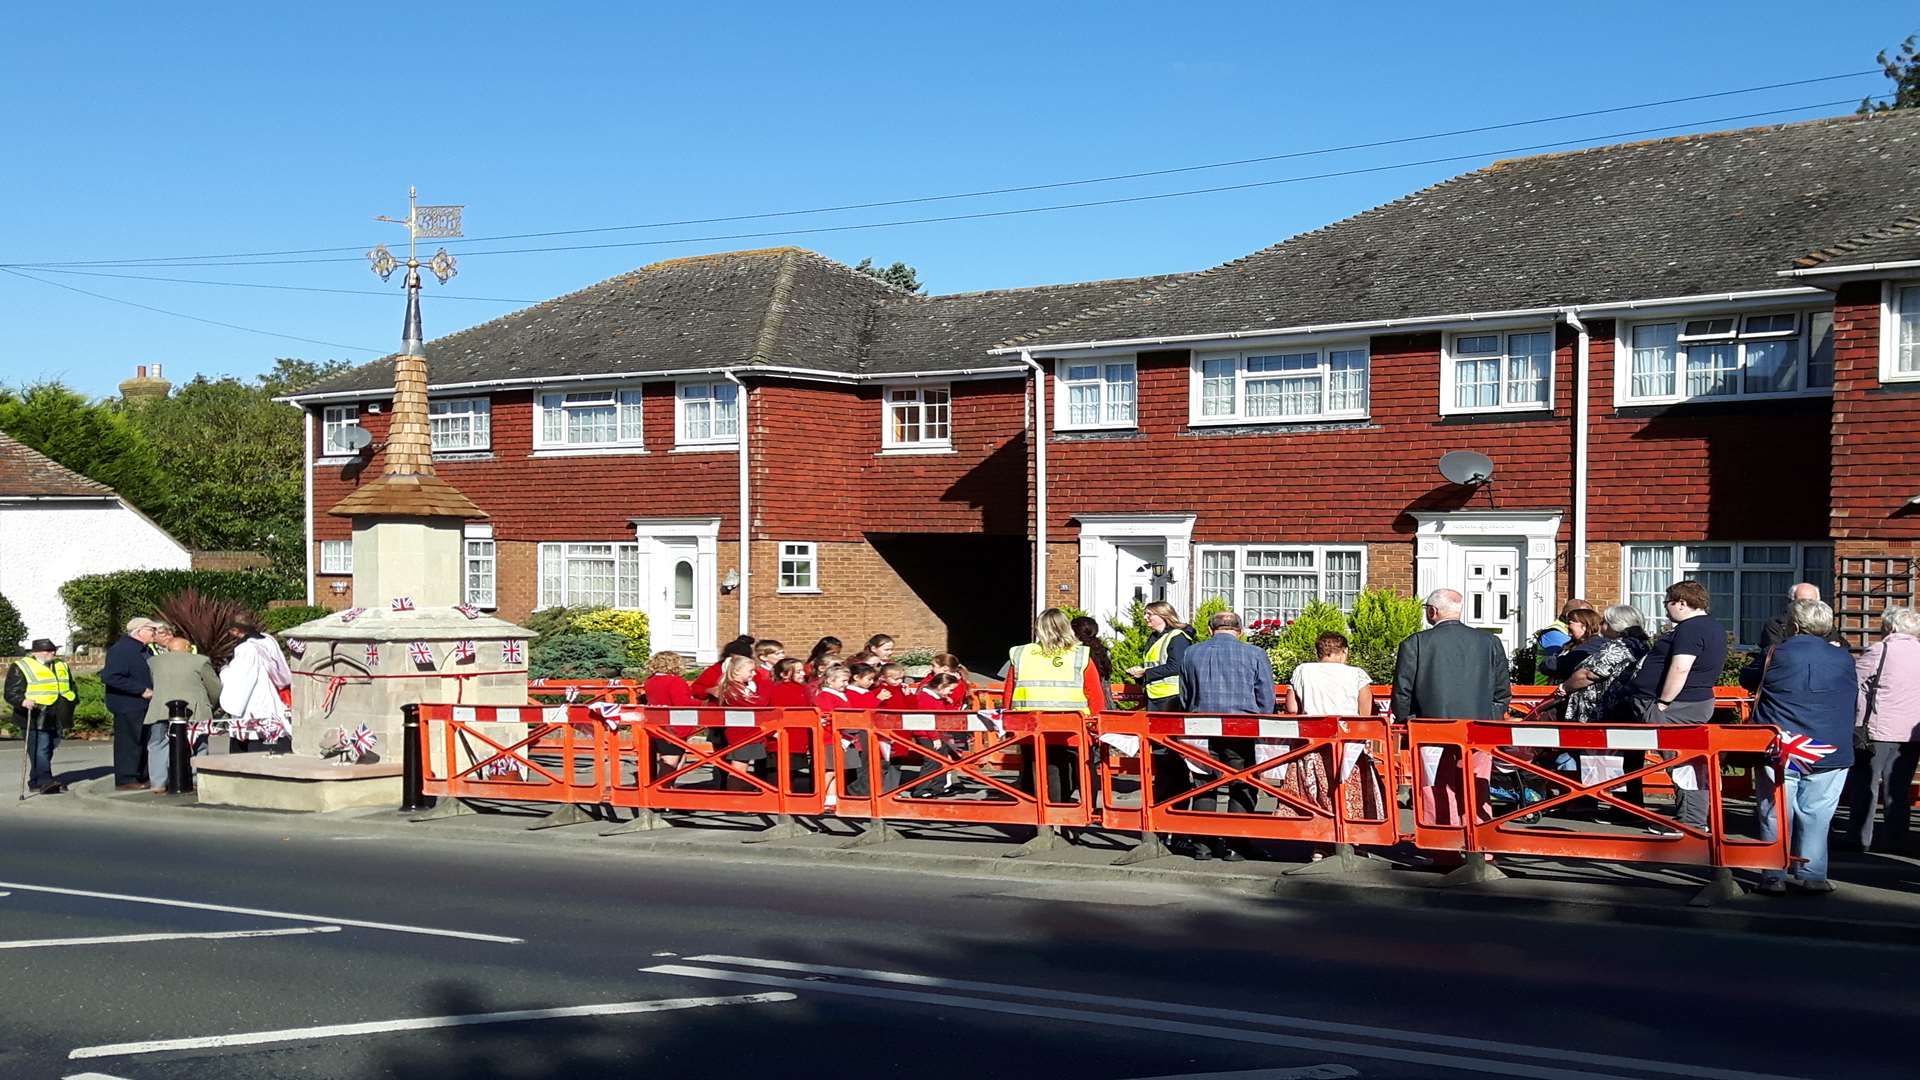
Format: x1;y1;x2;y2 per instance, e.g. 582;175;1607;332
118;363;172;404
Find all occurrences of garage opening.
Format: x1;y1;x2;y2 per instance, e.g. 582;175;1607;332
866;533;1032;670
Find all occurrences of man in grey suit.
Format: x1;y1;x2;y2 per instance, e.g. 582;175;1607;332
1176;610;1277;862
1393;589;1510;832
144;636;222;794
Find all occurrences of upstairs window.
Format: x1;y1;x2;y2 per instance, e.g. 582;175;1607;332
320;405;361;456
429;397;491;452
1057;359;1137;429
884;384;951;450
535;387;644;450
1621;311;1828;404
1192;346;1368;424
1887;284;1920;382
676;381;740;446
1444;330;1552;413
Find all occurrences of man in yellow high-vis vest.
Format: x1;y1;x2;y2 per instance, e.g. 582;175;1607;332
6;638;76;794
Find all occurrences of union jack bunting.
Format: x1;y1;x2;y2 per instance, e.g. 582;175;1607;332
338;607;366;624
286;640;306;657
364;643;380;666
408;641;436;667
1778;731;1837;775
476;756;524;780
451;639;476;663
453;603;482;620
345;724;379;758
590;701;622;730
390;596;415;612
565;685;580;703
503;639;525;665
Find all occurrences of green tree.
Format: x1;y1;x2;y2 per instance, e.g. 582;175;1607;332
0;383;172;520
854;258;924;294
1861;35;1920;113
0;591;27;653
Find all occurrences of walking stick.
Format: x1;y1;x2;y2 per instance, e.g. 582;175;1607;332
18;704;41;801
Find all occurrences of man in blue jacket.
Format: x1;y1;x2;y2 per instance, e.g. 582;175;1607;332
1742;599;1857;895
100;617;160;790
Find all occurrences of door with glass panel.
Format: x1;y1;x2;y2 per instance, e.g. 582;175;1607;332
1461;545;1522;653
655;538;701;654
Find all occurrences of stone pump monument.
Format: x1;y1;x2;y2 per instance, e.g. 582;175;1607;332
196;192;534;811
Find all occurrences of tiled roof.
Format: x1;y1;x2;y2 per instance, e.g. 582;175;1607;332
1001;109;1920;349
863;274;1186;375
1791;216;1920;270
0;430;114;498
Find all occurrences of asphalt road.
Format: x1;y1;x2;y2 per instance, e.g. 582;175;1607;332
0;780;1914;1080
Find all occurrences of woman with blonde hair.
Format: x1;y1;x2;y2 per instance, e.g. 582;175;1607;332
1001;608;1104;803
1126;601;1195;711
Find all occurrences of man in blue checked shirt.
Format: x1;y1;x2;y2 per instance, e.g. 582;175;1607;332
1176;610;1277;862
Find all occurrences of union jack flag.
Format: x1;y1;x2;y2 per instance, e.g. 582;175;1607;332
503;640;524;665
590;701;622;730
1779;732;1837;775
286;640;306;657
453;603;482;620
451;639;476;663
390;596;415;612
338;607;366;624
476;756;523;780
345;724;379;758
408;641;436;667
364;643;380;666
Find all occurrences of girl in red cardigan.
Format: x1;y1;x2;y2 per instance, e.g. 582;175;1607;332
804;637;842;679
916;653;972;708
766;658;811;707
642;652;699;707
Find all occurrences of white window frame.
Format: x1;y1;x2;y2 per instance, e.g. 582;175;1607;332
318;540;352;575
428;396;491;452
1055;357;1138;431
1622;541;1834;648
1440;328;1555;414
674;380;741;448
533;384;645;452
536;542;644;610
881;383;953;451
463;524;496;609
777;541;820;594
1192;543;1368;622
1188;343;1369;426
320;405;362;457
1614;307;1833;406
1882;281;1920;384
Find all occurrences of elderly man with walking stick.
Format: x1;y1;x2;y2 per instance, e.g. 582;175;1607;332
7;638;77;796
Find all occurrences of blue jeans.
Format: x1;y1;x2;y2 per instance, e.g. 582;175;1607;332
26;727;59;789
1757;765;1849;883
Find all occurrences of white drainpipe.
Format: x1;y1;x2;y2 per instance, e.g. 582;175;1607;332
1562;309;1590;599
303;409;315;606
725;369;750;636
1021;349;1047;614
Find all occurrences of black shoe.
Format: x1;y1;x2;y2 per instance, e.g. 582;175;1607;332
36;783;64;795
1179;841;1212;862
1211;843;1246;863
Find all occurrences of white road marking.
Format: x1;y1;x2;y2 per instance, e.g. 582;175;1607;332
64;1072;134;1079
70;992;794;1060
0;925;342;950
0;881;522;944
653;962;1811;1080
1125;1069;1359;1080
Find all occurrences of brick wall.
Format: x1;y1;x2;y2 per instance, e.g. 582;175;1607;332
1830;281;1920;542
742;540;945;652
1366;541;1414;597
1586;541;1623;609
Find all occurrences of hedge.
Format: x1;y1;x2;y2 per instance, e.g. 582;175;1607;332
0;592;26;653
60;569;300;650
0;673;109;737
263;605;332;635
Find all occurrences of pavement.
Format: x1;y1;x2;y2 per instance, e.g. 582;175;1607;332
2;736;1917;1078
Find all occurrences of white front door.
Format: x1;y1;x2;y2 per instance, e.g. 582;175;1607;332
655;538;701;655
1461;545;1522;652
1113;541;1165;617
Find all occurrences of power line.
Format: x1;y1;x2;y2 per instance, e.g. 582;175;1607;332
0;267;382;353
8;95;1877;273
2;70;1882;271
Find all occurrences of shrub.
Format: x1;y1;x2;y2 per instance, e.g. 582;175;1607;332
893;648;936;668
1263;601;1352;683
1107;601;1155;675
572;608;650;670
0;673;108;737
1192;596;1230;640
263;605;331;635
0;592;26;653
60;569;296;651
1346;588;1427;684
522;604;599;639
529;632;627;679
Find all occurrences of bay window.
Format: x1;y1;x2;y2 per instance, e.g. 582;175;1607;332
1192;345;1368;424
1195;545;1366;622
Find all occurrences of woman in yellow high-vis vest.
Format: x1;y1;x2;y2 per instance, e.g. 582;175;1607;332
1000;608;1103;802
1126;601;1195;711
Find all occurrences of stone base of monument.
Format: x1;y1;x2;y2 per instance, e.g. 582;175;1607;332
194;755;402;813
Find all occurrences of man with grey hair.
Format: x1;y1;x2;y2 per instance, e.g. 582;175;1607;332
1843;605;1920;854
1393;588;1510;832
1175;608;1278;862
1759;582;1846;652
1742;599;1857;893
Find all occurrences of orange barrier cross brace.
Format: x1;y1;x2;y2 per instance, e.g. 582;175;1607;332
606;707;826;819
418;703;613;807
834;710;1094;831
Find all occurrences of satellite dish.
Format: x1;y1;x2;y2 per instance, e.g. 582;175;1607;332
1439;450;1495;487
340;426;373;451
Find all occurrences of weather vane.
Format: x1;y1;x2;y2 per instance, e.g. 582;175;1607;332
366;187;463;353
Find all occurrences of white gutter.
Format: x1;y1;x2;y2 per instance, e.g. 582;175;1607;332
303;408;315;606
1779;258;1920;278
1020;348;1047;616
1561;309;1590;600
724;369;750;637
992;287;1827;357
276;363;1029;405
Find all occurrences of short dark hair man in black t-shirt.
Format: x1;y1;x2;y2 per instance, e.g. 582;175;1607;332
1624;578;1727;831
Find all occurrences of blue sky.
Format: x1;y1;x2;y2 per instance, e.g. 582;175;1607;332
2;2;1914;397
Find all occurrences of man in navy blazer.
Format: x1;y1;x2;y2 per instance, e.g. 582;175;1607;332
1392;589;1510;833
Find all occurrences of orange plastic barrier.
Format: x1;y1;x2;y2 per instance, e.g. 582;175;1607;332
605;706;827;818
527;678;643;705
1100;712;1397;849
1362;684;1756;723
833;710;1094;830
418;703;615;806
1404;717;1788;872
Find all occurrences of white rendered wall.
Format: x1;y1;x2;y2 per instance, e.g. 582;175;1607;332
0;500;191;651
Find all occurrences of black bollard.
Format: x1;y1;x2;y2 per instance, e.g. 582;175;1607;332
400;703;430;812
165;699;194;795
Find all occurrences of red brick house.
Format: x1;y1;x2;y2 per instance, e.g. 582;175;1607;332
289;109;1920;662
